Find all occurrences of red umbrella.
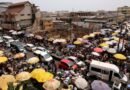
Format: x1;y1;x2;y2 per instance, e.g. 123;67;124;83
93;47;103;53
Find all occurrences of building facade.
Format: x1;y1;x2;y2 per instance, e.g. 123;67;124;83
0;2;12;24
118;6;130;19
2;1;37;30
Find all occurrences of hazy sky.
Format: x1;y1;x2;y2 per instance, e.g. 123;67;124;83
1;0;130;11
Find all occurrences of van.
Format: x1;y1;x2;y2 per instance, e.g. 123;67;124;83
87;60;128;84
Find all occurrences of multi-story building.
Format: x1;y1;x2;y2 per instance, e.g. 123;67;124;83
2;1;37;30
117;6;130;19
0;2;12;24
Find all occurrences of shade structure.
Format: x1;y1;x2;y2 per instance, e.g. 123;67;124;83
77;38;83;42
89;33;95;37
31;69;53;83
83;35;89;39
99;43;109;47
35;35;43;40
103;38;110;41
92;52;100;56
114;54;127;60
94;47;103;53
107;48;116;54
14;53;25;59
48;38;55;41
0;75;16;90
31;68;45;82
16;71;31;81
0;57;8;63
91;80;111;90
53;39;66;44
43;79;60;90
74;77;88;89
74;41;82;45
0;50;4;56
27;57;40;64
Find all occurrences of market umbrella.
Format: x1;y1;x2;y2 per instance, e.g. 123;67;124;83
16;71;31;81
31;68;45;82
103;38;110;41
99;43;109;47
94;47;103;53
43;79;60;90
48;38;55;41
91;80;111;90
83;35;89;39
35;35;43;40
0;57;8;63
89;33;95;37
74;41;82;45
114;53;127;60
27;57;40;64
92;52;100;56
74;77;88;89
1;75;16;83
77;38;83;42
14;53;25;59
0;50;4;56
31;69;53;83
107;48;116;54
0;75;16;90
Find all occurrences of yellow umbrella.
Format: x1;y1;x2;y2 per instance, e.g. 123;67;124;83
114;54;127;60
31;68;46;83
74;41;82;45
0;57;8;63
89;33;95;37
113;37;119;41
16;71;31;81
0;50;4;56
27;57;39;64
103;38;110;41
99;43;109;47
112;32;118;36
43;79;60;90
83;35;89;39
42;72;54;82
0;75;16;90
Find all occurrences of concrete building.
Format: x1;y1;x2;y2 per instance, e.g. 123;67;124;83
2;1;37;30
118;6;130;19
0;2;12;24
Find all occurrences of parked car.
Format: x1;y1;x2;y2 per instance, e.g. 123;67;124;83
25;43;34;51
65;56;85;67
33;50;53;62
10;41;26;53
59;59;78;70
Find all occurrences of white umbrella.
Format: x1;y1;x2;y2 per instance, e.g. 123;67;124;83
107;48;116;54
33;50;41;55
91;80;111;90
74;77;88;89
35;35;43;40
92;52;100;56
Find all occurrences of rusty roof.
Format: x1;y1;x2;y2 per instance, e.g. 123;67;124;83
6;1;31;14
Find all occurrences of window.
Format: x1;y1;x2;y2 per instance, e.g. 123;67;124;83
21;14;24;16
102;70;109;74
91;67;101;72
28;14;31;16
114;73;121;79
